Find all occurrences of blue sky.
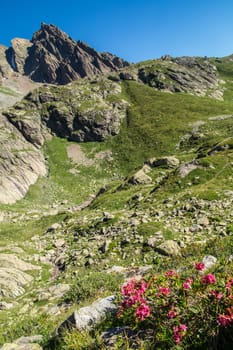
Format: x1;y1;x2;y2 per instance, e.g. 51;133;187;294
1;0;233;62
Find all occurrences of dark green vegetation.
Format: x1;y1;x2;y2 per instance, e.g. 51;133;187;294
1;56;233;349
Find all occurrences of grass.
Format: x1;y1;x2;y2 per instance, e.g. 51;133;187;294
2;59;233;348
106;81;233;173
0;86;18;96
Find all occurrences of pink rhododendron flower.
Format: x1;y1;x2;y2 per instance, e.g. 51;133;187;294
167;309;178;319
183;278;193;290
194;262;205;271
217;314;233;327
135;302;151;321
158;287;170;296
202;273;216;284
121;280;137;296
173;324;187;344
226;278;233;290
209;290;223;300
121;279;149;309
165;270;178;278
183;282;191;290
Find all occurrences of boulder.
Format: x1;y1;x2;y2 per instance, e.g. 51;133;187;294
57;295;116;332
156;240;181;256
148;156;180;168
202;255;217;271
128;169;152;185
0;335;43;350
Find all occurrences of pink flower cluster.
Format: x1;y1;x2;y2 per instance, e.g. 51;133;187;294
194;262;205;271
173;324;187;344
118;263;233;346
226;278;233;291
217;307;233;327
183;278;193;290
158;286;170;296
209;289;223;300
167;306;178;319
165;269;178;278
202;273;216;284
120;279;150;321
135;303;151;320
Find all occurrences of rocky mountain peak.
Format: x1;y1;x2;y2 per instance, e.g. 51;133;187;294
0;23;129;85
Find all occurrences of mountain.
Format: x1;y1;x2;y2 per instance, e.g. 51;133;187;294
1;25;233;349
0;23;129;84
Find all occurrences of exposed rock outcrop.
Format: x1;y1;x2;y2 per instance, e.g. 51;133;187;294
0;114;46;204
117;56;224;99
4;78;127;144
58;295;116;332
11;38;32;74
5;23;129;84
0;45;14;78
0;253;41;298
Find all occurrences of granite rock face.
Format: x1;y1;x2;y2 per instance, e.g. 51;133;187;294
5;23;129;84
117;55;224;100
4;78;127;145
0;113;46;204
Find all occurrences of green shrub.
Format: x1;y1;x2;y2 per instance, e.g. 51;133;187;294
116;263;233;349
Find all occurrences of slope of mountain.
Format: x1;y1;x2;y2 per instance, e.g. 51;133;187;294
1;25;233;349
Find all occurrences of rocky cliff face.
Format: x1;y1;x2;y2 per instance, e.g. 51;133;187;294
4;78;127;144
3;23;129;84
1;78;127;203
116;55;224;100
0;113;46;204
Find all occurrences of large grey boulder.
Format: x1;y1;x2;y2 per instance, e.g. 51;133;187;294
58;295;116;332
148;156;180;168
128;166;152;185
0;335;43;350
0;254;40;298
156;240;181;256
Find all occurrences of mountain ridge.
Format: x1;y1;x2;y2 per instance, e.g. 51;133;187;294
1;24;233;349
0;23;129;84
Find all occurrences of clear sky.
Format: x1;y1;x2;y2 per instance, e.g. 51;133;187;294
1;0;233;62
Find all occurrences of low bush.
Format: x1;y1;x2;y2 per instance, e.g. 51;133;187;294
117;262;233;349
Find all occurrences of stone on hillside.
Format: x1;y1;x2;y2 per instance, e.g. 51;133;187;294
197;216;210;227
54;239;66;248
148;156;180;168
0;254;40;271
0;254;40;298
0;301;14;310
99;239;112;253
0;268;33;298
102;327;135;348
48;284;70;299
128;169;152;185
0;344;42;350
178;162;199;178
58;295;116;332
119;72;137;80
202;255;217;271
156;240;181;256
47;223;61;232
147;232;163;248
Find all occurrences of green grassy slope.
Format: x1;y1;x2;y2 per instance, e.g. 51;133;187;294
1;58;233;348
